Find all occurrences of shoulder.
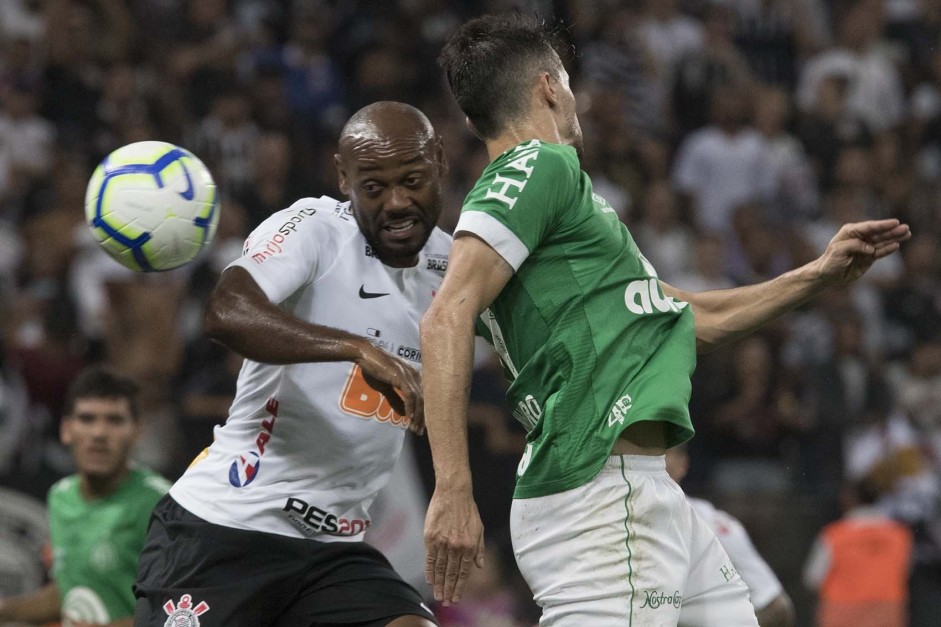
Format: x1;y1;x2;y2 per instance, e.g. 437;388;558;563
129;467;171;501
425;227;453;252
690;497;745;536
47;475;79;505
242;196;355;250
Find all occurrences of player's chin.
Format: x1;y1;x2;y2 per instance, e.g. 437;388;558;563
81;461;121;479
379;226;431;256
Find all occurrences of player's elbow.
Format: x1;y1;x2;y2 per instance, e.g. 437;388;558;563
755;593;796;627
203;288;233;345
420;300;472;344
203;282;245;347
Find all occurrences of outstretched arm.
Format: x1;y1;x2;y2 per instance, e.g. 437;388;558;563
662;219;910;352
420;234;514;606
0;582;61;624
204;266;424;431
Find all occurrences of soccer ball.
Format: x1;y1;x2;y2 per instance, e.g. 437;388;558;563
85;141;219;272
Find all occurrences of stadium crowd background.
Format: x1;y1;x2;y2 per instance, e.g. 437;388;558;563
0;0;939;624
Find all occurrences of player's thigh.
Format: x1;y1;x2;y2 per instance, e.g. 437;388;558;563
272;542;437;627
134;496;300;626
677;505;758;627
511;455;690;627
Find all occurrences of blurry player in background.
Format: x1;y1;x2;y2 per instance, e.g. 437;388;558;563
134;102;445;627
0;366;168;627
665;445;796;627
421;13;910;626
803;478;913;627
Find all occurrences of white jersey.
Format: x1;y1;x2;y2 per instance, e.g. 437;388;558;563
688;497;784;610
171;196;451;541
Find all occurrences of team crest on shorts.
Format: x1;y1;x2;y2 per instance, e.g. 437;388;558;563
163;593;210;626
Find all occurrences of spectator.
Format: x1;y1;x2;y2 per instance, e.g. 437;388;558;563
631;179;694;282
672;2;753;135
0;80;54;201
797;0;906;133
671;231;735;293
728;0;831;86
581;4;664;139
637;0;703;84
753;84;819;221
673;85;777;235
189;84;260;201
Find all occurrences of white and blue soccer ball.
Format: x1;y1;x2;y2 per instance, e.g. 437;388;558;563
84;141;219;272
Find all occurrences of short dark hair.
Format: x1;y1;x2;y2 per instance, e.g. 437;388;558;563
63;366;140;420
438;14;565;139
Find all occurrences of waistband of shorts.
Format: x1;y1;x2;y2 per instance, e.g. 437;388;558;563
600;454;666;475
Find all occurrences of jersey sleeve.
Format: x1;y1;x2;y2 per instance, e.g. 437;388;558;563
455;141;579;271
226;199;331;303
711;508;785;610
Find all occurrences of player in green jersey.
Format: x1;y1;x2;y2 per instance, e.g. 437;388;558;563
420;14;911;626
0;367;167;627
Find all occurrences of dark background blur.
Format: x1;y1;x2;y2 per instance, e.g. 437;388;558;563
0;0;939;625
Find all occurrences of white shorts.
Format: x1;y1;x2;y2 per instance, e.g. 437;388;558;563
510;455;758;626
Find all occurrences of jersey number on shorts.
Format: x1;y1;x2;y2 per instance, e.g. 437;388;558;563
339;364;409;427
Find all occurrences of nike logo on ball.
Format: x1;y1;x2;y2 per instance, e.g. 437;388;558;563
359;285;389;299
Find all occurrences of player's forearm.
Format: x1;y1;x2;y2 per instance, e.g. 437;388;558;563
756;594;796;627
664;259;825;353
204;267;367;365
420;302;477;491
0;582;61;623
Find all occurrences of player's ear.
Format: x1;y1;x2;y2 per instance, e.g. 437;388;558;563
334;154;350;196
434;136;448;177
537;72;558;108
60;416;73;446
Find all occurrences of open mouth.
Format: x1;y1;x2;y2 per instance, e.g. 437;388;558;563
383;218;420;240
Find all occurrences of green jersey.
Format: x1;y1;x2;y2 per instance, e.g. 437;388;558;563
47;467;169;623
456;140;696;498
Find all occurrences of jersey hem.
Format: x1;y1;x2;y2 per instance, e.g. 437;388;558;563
511;415;694;499
169;486;363;543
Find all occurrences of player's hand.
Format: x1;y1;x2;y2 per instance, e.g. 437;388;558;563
423;485;485;606
815;219;911;285
356;342;425;435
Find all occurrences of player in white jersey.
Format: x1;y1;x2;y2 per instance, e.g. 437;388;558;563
134;102;445;627
665;445;796;627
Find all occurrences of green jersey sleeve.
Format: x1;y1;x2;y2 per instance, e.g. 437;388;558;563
455;140;579;270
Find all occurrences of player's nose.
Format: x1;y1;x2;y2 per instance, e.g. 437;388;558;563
385;185;412;211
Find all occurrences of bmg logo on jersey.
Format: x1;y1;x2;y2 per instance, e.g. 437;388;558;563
228;397;279;487
228;451;260;487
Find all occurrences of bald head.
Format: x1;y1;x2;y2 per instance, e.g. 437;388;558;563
338;101;435;158
334;101;445;268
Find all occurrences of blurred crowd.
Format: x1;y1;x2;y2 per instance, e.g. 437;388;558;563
0;0;940;624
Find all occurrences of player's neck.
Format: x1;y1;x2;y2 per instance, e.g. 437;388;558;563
486;116;565;161
80;466;130;501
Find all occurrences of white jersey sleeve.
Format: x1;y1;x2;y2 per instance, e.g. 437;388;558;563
228;197;347;303
688;498;784;611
